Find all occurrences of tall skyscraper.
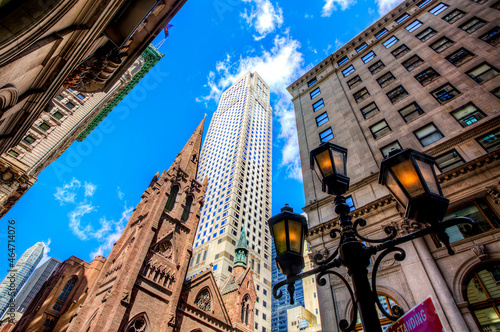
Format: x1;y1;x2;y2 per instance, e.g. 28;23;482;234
0;242;44;318
13;257;61;315
288;0;499;330
188;72;273;332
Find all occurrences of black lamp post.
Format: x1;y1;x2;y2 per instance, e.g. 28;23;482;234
270;143;475;332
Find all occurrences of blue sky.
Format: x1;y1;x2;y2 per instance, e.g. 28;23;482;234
0;0;403;271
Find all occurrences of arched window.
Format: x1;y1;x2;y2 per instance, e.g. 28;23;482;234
52;275;77;311
165;185;179;211
195;288;211;312
125;314;147;332
241;294;250;325
465;262;500;330
354;293;400;330
181;196;194;221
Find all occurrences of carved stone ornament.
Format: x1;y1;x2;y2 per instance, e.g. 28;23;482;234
195;289;211;312
486;185;500;205
471;244;489;261
121;291;130;305
0;84;19;110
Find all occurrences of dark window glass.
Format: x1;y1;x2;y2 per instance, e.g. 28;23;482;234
446;48;475;66
347;75;362;89
476;128;500;152
356;43;368;53
308;77;317;87
316;113;329;126
406;20;423;32
310;87;321;99
416;27;437;41
22;135;35;145
370;120;391;139
375;28;388;39
387;86;409;104
38;122;50;132
480;27;500;46
451;103;486;127
467;63;499;83
52;111;63;120
402;55;424;71
353;88;370;103
369;60;385;74
414;67;441;86
181;196;194;221
492;0;500;8
342;65;355;77
414;123;444;146
362;51;376;63
429;2;449;15
398;102;425;122
391;44;411;59
337;56;349;66
443;9;466;23
395;13;410;24
435;149;465;172
360;102;379;119
431;84;461;103
7;150;19;157
65;102;75;109
430;37;454;53
377;72;396;88
55;95;63;101
381;141;402;157
313;99;325;111
492;87;500;99
165;185;179;211
460;17;487;33
383;36;399;48
319;128;334;142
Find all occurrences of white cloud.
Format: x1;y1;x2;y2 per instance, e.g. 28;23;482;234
199;35;305;181
84;182;97;197
241;0;284;40
54;178;81;205
117;187;125;200
322;0;356;16
68;202;96;240
376;0;404;15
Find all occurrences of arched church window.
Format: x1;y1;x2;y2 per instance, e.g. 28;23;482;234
181;196;194;221
165;185;179;211
241;294;250;325
195;288;211;312
52;275;77;311
466;262;500;331
125;315;147;332
354;293;400;330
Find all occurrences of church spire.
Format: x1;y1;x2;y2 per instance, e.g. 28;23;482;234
234;226;248;269
170;117;205;179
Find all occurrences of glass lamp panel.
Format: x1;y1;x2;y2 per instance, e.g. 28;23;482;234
315;150;334;178
478;268;500;299
386;172;409;206
288;220;303;253
390;159;425;198
467;275;488;304
473;307;500;330
415;159;440;194
332;149;346;176
273;220;287;255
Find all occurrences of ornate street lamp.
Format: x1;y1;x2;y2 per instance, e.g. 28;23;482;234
270;145;476;332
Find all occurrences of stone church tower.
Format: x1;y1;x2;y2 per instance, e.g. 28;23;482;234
67;119;208;332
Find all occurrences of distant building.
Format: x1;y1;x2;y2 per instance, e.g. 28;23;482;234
288;0;500;330
298;242;321;332
14;258;61;314
287;306;318;332
0;243;44;319
0;46;163;218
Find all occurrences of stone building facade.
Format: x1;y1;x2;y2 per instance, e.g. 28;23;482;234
287;0;500;330
0;0;186;156
0;45;163;218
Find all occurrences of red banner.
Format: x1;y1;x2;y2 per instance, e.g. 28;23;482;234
387;296;444;332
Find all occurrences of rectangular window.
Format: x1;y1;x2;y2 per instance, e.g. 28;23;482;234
383;36;399;48
399;102;424;122
77;93;85;100
387;85;409;104
52;111;63;120
347;75;362;89
308;77;317;87
491;0;500;8
375;28;388;39
446;48;475;66
414;123;444;146
316;113;329;126
467;63;499;83
368;60;385;74
443;9;466;24
416;27;437;41
414;67;440;86
353;88;370;103
451;103;486;127
406;20;423;33
391;44;411;59
8;150;19;157
381;141;402;157
361;51;376;63
370;120;391;139
55;95;63;101
402;55;424;71
310;87;321;99
460;17;487;33
395;13;410;24
38;122;50;132
65;102;75;109
435;150;465;172
417;0;432;8
337;56;349;66
355;43;367;53
431;83;460;103
360;102;379;119
480;27;500;46
492;87;500;99
313;99;325;111
319;128;334;142
477;128;500;152
22;135;36;145
377;72;396;88
342;65;355;77
430;36;454;53
429;2;448;15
